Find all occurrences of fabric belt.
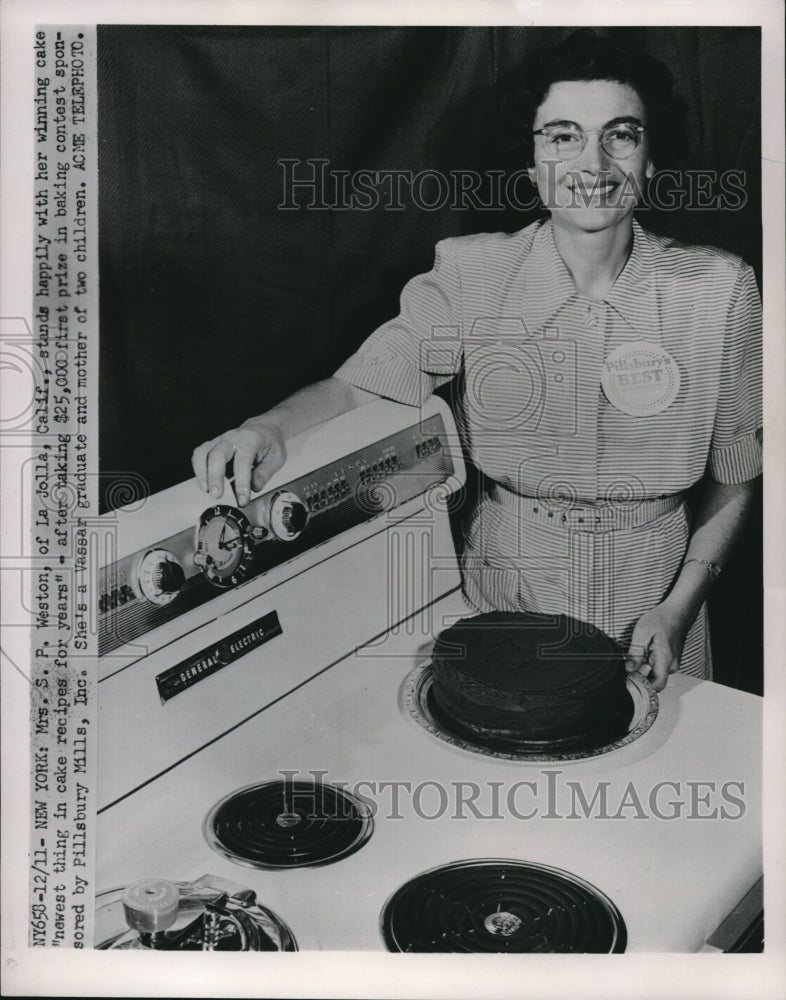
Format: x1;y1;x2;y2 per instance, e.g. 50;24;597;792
492;482;684;532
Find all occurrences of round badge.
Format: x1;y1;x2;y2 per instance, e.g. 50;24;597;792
601;341;681;416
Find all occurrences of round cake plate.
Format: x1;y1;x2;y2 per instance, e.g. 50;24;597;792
400;663;658;764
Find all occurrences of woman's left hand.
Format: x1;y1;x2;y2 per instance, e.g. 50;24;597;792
625;601;692;692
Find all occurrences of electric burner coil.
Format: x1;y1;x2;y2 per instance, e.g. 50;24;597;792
381;859;626;953
205;778;374;869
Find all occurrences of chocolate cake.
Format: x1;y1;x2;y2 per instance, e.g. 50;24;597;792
430;611;634;751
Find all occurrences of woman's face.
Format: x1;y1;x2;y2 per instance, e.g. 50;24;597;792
531;79;654;235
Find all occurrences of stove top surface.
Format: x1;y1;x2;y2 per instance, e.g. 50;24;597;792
97;591;762;953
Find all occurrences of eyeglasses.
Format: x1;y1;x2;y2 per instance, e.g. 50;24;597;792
532;121;647;161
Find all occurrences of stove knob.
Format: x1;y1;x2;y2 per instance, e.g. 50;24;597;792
269;491;308;541
282;502;307;535
136;549;185;605
122;878;180;936
153;559;186;595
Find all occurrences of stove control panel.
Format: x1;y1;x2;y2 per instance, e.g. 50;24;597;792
98;411;455;656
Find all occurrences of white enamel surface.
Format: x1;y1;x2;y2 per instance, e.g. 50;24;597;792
98;512;462;808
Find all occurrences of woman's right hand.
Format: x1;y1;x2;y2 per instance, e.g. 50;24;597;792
191;422;287;507
191;378;376;507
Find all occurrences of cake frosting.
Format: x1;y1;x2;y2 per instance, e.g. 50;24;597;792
430;611;634;751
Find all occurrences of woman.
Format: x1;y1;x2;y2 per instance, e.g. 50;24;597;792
192;31;762;692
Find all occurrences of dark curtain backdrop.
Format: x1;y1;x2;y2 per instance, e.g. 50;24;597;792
97;25;762;693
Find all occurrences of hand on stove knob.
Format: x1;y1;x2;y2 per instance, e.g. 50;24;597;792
625;601;690;692
192;379;378;507
192;424;286;507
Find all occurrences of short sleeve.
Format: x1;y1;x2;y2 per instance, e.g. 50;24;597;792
707;263;763;483
333;240;463;406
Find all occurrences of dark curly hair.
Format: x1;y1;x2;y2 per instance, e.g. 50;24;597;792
503;29;688;169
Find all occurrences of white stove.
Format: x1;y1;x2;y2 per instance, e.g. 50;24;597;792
95;398;762;953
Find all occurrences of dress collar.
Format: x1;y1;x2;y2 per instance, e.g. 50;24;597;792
520;219;659;336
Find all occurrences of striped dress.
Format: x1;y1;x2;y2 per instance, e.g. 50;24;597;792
334;220;762;677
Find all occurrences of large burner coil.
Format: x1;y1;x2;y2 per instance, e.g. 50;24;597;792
381;859;626;953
